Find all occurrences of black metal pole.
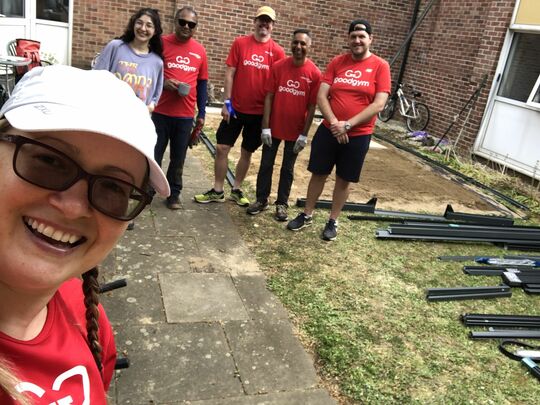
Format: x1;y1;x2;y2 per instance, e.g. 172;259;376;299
395;0;422;86
389;0;440;67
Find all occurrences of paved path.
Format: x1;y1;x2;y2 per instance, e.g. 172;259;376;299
100;154;336;404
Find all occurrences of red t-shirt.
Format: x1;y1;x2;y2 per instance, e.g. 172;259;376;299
0;279;116;405
227;35;286;115
266;57;321;141
154;34;209;118
322;53;391;136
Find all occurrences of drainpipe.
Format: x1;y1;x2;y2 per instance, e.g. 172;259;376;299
396;0;422;86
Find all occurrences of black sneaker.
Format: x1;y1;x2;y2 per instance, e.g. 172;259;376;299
275;204;288;222
287;213;312;231
166;196;181;210
322;219;338;241
247;201;269;215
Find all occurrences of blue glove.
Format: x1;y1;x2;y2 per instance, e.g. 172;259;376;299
224;99;236;118
261;128;272;147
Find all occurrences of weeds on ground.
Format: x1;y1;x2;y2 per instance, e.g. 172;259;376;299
382;128;540;219
196;124;540;404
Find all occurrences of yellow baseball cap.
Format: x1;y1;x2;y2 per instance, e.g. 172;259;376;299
255;6;276;21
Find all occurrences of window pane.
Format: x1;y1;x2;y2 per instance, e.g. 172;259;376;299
498;33;540;102
36;0;68;23
0;0;24;18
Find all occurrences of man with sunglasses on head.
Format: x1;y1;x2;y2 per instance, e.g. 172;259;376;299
194;6;285;207
152;6;208;210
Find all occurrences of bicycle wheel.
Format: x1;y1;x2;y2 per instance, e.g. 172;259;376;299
378;98;396;122
406;102;430;132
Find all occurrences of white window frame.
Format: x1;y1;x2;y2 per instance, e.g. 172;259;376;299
526;73;540;109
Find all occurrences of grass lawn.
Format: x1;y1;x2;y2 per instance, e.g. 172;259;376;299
195;124;540;404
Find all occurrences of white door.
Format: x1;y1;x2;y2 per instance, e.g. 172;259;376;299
0;0;72;64
474;31;540;179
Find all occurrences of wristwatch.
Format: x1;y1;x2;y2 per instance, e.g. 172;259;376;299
344;121;352;132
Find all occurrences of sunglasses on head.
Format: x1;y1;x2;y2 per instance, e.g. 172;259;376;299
0;134;152;221
178;19;197;29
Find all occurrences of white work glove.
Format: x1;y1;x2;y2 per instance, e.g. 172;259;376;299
293;134;308;154
261;128;272;147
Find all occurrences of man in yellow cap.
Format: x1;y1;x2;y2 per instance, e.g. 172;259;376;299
194;6;285;206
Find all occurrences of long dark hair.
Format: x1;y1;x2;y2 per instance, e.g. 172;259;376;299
120;8;163;58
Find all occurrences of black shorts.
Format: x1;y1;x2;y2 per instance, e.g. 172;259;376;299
308;124;371;183
215;111;263;153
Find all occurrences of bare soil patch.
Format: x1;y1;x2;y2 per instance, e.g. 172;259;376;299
202;113;508;216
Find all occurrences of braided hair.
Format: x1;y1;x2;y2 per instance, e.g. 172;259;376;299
82;267;102;372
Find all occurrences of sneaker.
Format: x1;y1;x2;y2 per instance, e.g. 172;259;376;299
275;204;288;222
322;219;338;241
167;196;181;210
247;201;269;215
230;189;250;207
287;213;312;231
194;189;225;204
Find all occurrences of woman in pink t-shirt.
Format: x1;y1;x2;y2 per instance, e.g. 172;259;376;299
0;66;169;404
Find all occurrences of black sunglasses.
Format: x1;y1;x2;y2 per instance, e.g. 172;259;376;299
178;18;197;29
0;134;152;221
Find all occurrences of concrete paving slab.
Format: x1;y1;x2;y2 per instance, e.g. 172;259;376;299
232;275;290;321
224;319;319;395
160;273;249;322
100;276;165;325
114;235;197;275
184;389;337;405
115;323;243;404
100;150;336;405
153;203;259;275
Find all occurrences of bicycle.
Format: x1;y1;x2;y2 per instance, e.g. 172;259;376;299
378;82;430;132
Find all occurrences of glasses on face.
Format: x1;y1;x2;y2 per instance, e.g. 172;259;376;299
177;19;197;29
135;19;155;30
0;134;152;221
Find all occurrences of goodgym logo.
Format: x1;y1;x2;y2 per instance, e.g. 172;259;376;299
167;55;196;71
244;54;269;70
286;80;300;88
176;56;190;64
251;54;264;62
334;69;369;86
345;69;362;79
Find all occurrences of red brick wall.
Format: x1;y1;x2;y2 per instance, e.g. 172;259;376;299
71;0;516;151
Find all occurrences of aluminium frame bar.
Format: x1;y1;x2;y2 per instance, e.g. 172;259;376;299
427;285;510;296
401;221;540;231
376;229;540;247
295;197;377;213
387;226;540;241
443;204;514;226
463;313;540;322
470;330;540;339
427;291;512;301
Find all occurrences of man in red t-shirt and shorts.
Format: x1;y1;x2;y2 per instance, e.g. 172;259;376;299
194;6;285;207
287;19;391;241
246;29;321;222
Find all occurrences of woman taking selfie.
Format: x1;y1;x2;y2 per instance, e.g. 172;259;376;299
0;65;169;404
